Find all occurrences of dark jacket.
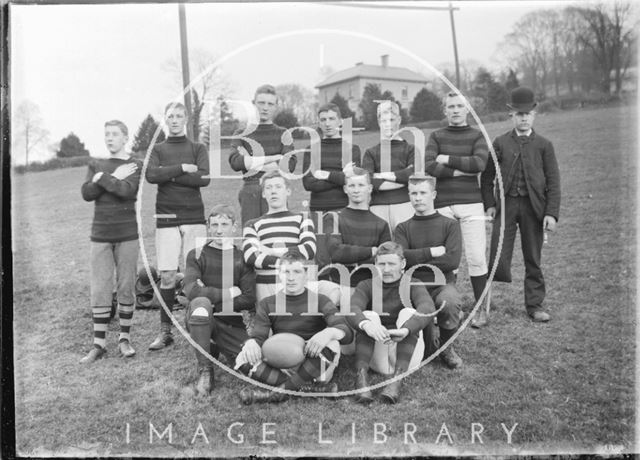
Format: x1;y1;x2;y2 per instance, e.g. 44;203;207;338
481;129;561;221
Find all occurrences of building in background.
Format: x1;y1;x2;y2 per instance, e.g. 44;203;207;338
316;55;429;121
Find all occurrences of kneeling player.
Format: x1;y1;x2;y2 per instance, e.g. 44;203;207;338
235;250;353;404
348;242;434;404
183;205;256;396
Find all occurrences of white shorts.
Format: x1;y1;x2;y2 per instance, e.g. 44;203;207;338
155;224;207;271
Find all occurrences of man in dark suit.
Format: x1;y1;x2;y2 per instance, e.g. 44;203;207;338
481;87;561;323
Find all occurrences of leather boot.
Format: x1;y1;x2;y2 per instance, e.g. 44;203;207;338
379;366;407;405
196;365;214;396
353;368;374;404
149;322;174;350
240;387;288;405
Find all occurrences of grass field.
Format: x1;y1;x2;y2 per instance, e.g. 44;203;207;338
11;105;637;456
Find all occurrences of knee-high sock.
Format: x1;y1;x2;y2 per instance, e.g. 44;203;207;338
118;303;134;342
238;362;288;387
470;274;488;303
355;332;375;370
283;347;337;390
188;314;212;367
395;333;419;370
92;306;111;348
439;327;457;347
159;288;174;324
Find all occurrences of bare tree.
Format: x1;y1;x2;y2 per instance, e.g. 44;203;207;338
274;83;317;126
164;48;234;141
13;100;49;165
569;2;637;95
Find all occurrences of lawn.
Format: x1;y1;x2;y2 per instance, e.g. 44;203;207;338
11;104;637;457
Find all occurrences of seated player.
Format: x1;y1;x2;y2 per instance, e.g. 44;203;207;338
395;175;463;369
80;120;141;363
348;242;434;405
235;250;353;404
183;205;256;396
362;100;415;235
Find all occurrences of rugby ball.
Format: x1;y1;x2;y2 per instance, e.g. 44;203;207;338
262;333;306;369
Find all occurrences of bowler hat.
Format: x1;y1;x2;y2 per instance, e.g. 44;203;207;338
507;87;537;112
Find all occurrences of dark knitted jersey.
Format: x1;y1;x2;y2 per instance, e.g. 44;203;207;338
145;136;210;228
242;211;316;284
394;213;462;284
81;157;141;243
347;278;434;334
183;244;256;328
425;125;488;207
228;123;295;182
301;138;362;211
362;139;415;205
322;208;391;286
251;290;353;346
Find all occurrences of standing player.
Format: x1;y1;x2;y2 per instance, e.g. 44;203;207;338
348;242;434;404
235;250;353;404
145;102;210;350
229;84;295;226
242;170;316;302
481;87;561;323
302;103;361;216
80;120;141;363
424;92;490;327
183;205;256;396
362;101;415;235
395;175;463;369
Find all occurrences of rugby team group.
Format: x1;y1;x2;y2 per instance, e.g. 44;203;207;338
80;84;561;405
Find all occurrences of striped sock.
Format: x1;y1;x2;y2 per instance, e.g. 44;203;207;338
92;306;111;349
118;303;134;342
284;347;336;390
245;362;288;386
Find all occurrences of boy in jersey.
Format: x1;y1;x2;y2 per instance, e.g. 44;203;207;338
183;205;256;396
362;101;415;235
229;84;295;226
146;102;210;350
235;250;352;404
80;120;141;363
424;92;490;327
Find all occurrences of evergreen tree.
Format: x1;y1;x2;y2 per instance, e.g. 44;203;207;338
57;132;90;158
410;88;442;122
132;114;166;156
505;68;520;92
273;108;299;129
329;92;354;121
359;83;384;131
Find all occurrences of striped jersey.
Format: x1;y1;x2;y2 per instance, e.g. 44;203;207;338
242;211;316;284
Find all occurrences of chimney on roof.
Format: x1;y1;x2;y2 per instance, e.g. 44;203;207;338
381;54;389;68
355;62;363;66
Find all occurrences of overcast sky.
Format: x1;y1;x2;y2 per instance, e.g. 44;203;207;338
11;0;570;163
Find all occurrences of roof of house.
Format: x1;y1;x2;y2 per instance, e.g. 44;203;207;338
316;64;429;89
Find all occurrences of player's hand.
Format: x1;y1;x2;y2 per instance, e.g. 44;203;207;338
342;162;356;177
543;215;557;232
452;170;475;177
92;172;104;183
430;246;446;257
312;169;330;180
371;246;378;257
435;155;449;164
305;329;334;358
229;286;242;298
485;207;496;219
362;321;390;343
196;279;205;287
242;339;262;366
182;164;198;173
111;163;137;180
387;328;409;342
